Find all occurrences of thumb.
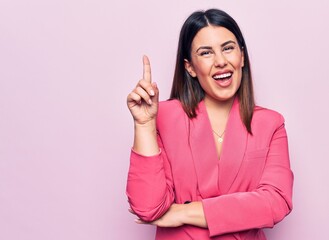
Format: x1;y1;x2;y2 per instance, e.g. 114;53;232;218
151;82;159;104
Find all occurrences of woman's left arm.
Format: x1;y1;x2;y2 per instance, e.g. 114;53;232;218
133;119;293;235
202;121;293;236
133;201;207;228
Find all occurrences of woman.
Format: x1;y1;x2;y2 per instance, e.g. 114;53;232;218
126;8;293;240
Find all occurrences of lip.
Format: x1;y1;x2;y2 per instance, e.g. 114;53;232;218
212;70;233;88
214;76;232;88
212;70;233;79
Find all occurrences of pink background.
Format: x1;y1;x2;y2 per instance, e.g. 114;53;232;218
1;0;328;239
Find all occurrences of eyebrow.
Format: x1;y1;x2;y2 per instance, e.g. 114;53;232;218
195;40;237;53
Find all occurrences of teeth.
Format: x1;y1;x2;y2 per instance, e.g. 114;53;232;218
213;73;232;80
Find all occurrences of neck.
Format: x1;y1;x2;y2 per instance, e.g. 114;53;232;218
204;95;235;116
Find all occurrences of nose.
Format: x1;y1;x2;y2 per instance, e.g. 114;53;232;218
214;51;227;68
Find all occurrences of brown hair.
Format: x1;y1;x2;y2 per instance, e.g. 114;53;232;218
170;9;255;133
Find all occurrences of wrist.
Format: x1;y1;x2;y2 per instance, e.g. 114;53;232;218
183;202;207;228
133;119;159;156
134;119;157;140
134;119;156;130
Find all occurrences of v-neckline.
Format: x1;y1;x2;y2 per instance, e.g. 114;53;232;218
188;97;248;196
199;100;231;160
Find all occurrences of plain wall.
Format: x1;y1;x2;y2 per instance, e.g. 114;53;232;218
1;0;328;239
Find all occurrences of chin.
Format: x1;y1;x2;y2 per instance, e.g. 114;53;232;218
215;92;237;101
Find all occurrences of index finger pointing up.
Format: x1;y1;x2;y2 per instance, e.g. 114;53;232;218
143;55;152;83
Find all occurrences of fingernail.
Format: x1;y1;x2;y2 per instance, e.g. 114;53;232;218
150;90;155;96
148;99;153;105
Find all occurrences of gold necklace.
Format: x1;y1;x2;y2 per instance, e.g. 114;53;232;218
212;129;225;143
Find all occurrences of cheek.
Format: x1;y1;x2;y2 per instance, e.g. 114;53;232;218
227;55;244;68
236;67;243;82
193;61;212;76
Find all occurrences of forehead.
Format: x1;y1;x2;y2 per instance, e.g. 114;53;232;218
191;26;237;48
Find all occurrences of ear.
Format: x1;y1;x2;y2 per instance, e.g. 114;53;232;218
184;59;197;77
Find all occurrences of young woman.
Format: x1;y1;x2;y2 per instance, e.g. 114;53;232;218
126;8;293;240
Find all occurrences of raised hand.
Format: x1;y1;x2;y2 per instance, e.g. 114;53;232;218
127;55;159;125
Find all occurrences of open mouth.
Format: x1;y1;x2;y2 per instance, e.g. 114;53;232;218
213;72;232;81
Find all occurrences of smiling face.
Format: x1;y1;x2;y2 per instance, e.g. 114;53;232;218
184;25;244;104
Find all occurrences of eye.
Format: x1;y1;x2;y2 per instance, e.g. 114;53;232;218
199;50;213;57
223;45;235;52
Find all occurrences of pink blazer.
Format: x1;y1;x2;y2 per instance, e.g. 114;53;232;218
127;98;293;240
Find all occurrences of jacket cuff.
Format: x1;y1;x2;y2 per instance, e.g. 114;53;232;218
131;148;162;158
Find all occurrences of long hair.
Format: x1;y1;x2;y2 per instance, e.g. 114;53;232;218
170;9;255;133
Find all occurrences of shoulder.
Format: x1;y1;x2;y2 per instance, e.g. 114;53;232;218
157;99;187;127
158;99;185;117
252;105;285;131
158;99;184;114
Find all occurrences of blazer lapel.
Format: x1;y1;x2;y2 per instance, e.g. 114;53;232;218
189;98;248;198
189;101;220;198
218;98;248;193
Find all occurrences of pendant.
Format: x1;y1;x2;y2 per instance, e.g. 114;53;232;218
218;137;223;143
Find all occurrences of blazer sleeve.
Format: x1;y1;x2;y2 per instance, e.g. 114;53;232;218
126;134;175;222
202;117;294;237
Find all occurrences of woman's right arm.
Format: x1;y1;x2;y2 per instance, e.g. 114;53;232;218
126;56;175;221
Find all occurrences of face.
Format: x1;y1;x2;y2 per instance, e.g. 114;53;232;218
184;25;244;103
